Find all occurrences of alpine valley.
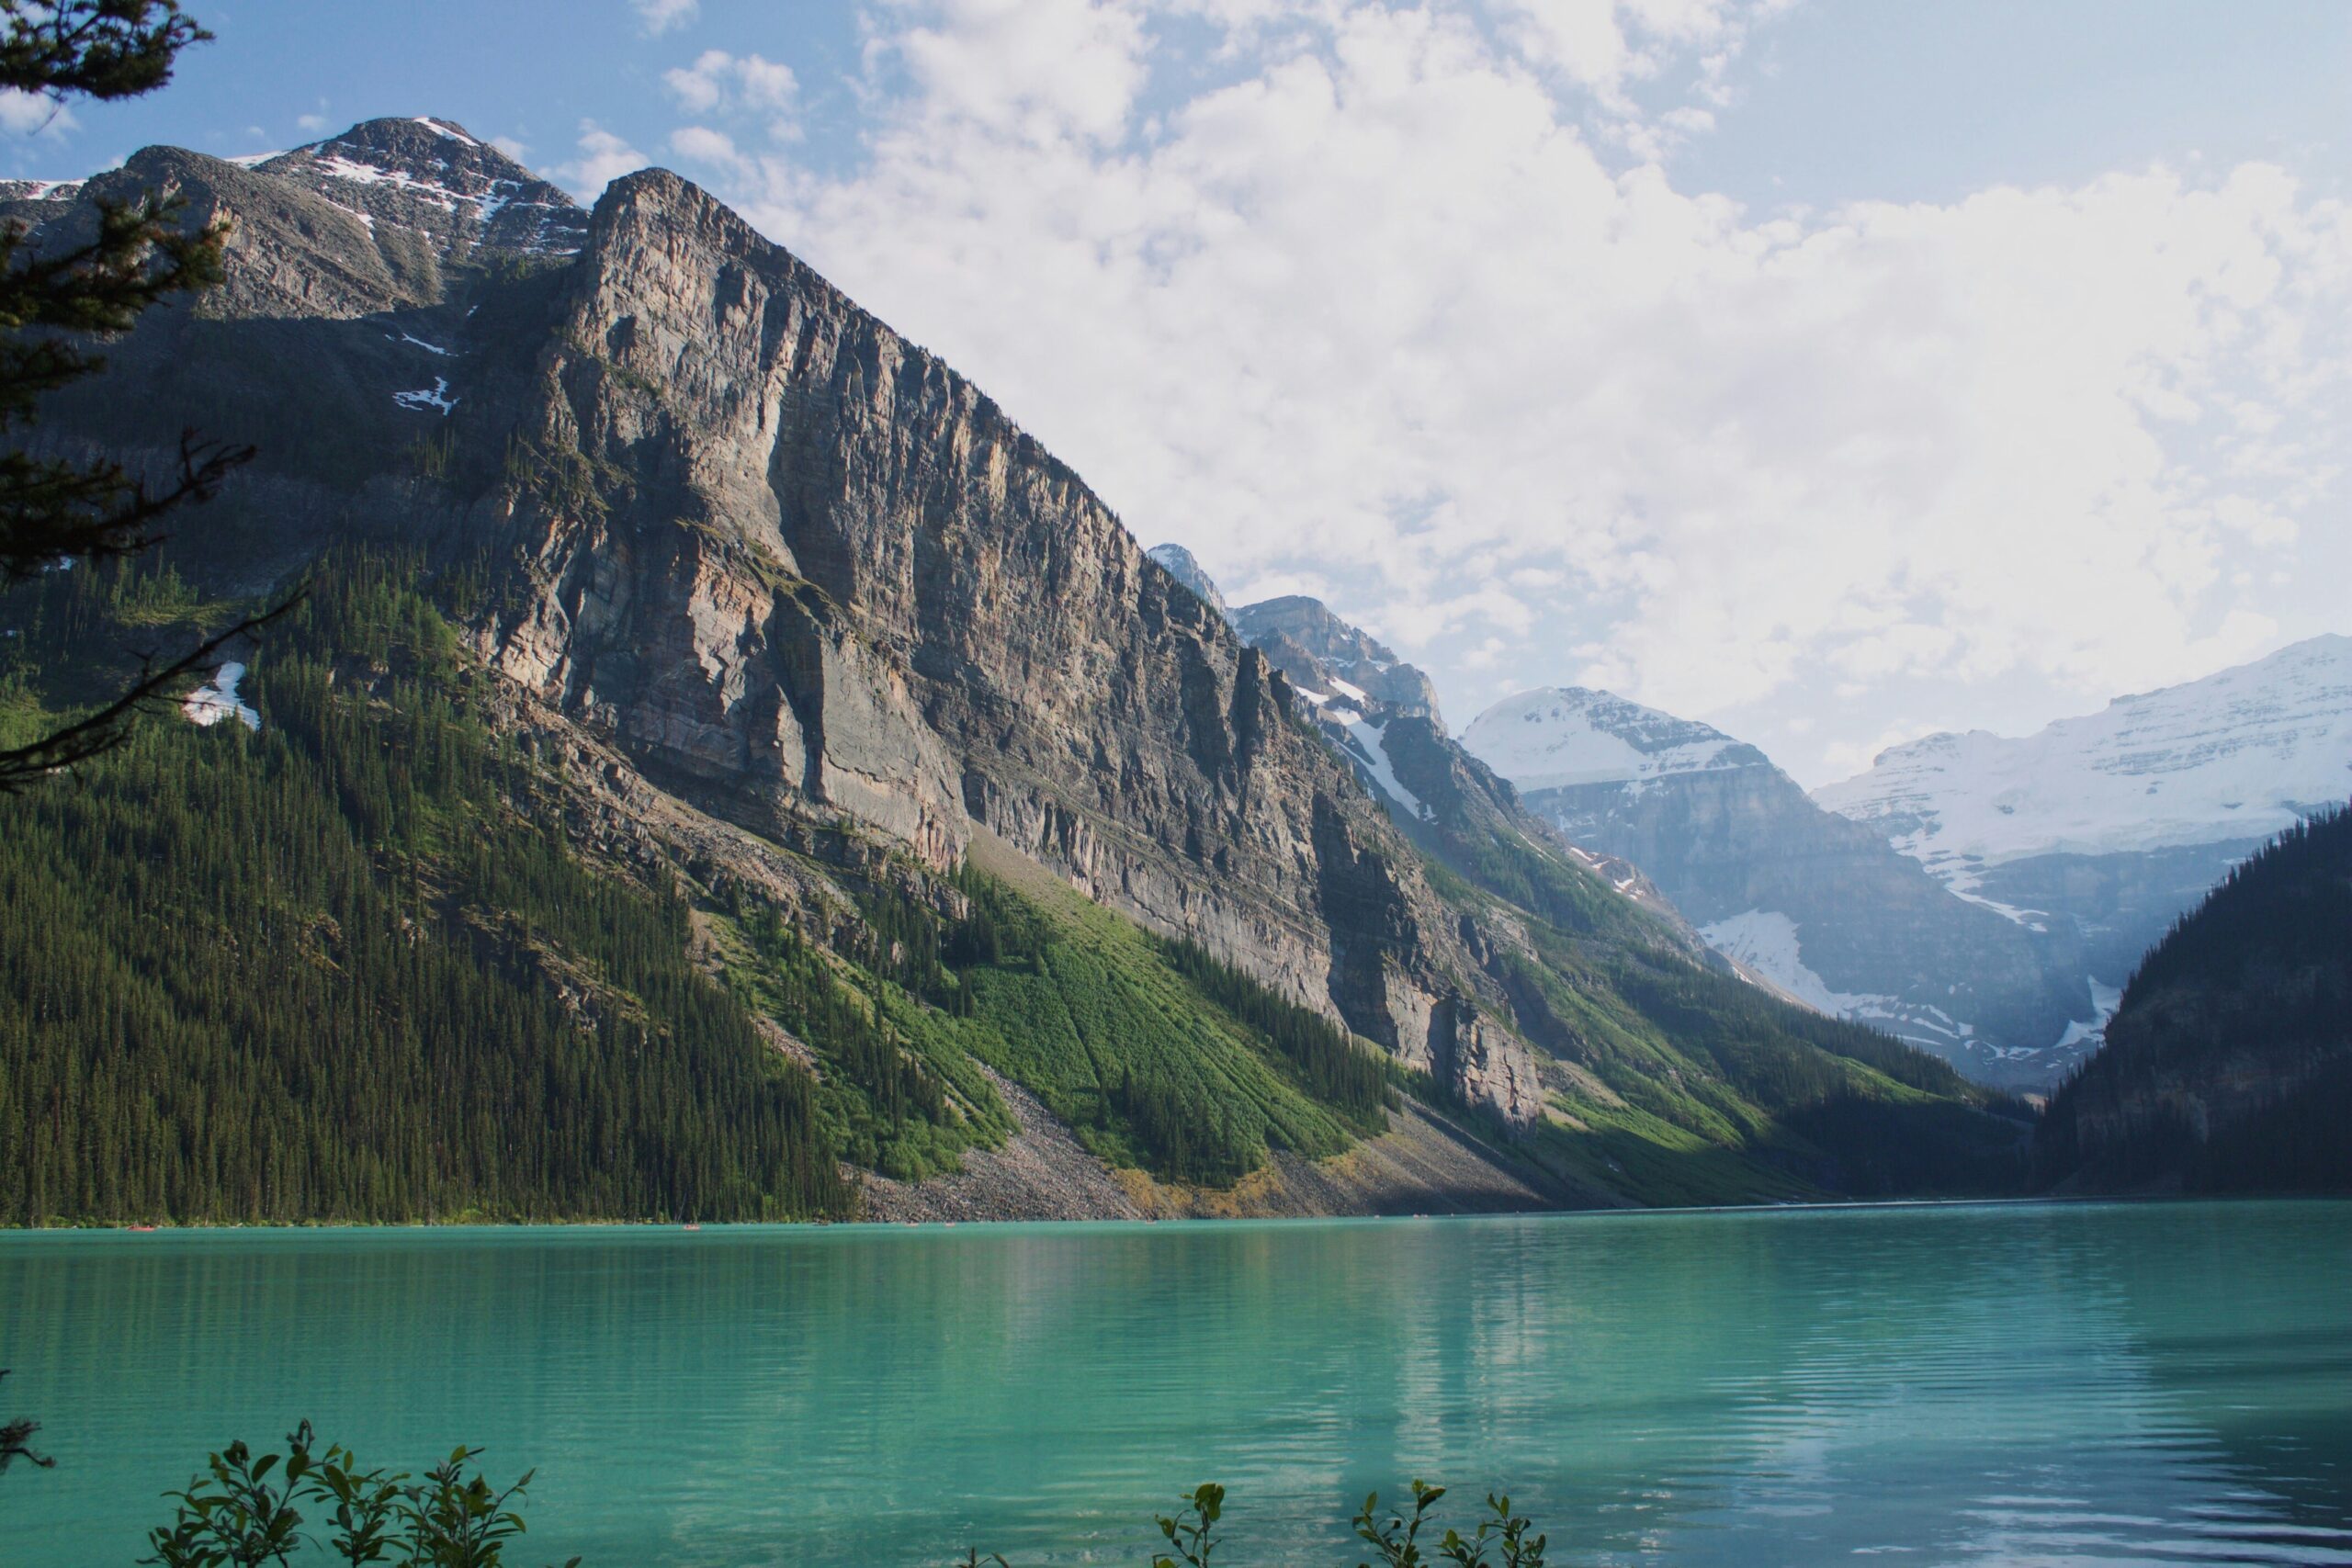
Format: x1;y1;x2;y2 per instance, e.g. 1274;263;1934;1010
0;119;2035;1226
1454;640;2352;1095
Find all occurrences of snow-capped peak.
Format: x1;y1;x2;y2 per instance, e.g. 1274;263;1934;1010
1814;633;2352;871
258;116;587;258
1462;687;1763;791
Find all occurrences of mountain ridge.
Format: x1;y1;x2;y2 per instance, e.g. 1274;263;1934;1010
0;119;2030;1220
1462;684;2090;1088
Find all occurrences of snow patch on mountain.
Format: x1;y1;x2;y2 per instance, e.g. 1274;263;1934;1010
185;661;260;732
1463;687;1755;791
393;378;458;414
1701;910;1883;1019
1332;709;1427;819
1815;634;2352;875
2051;978;2124;1055
259;118;588;259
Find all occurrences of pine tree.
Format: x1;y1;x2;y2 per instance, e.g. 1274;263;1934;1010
0;1;259;789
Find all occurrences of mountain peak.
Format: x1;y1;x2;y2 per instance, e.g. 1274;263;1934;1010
1229;594;1439;718
259;115;586;259
1815;630;2352;869
1463;687;1761;791
1147;543;1233;624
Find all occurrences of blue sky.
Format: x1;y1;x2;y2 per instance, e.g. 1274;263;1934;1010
8;1;2350;785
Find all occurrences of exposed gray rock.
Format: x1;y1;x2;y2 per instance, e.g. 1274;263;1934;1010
1146;542;1233;625
1234;594;1440;716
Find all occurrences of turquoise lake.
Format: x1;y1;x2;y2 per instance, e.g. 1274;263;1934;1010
4;1201;2350;1565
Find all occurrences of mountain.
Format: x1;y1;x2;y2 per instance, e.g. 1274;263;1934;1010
1231;595;1442;717
1463;689;2087;1088
1145;543;1232;625
2034;805;2352;1192
1816;635;2352;1066
0;120;2028;1224
1154;554;1694;934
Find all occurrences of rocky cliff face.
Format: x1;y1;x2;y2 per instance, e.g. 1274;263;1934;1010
476;168;1552;1111
6;120;2030;1211
1464;688;2087;1088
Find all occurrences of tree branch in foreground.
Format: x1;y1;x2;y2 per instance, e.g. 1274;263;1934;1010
0;583;301;792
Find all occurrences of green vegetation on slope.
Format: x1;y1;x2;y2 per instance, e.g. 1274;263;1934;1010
0;554;847;1224
0;551;1413;1222
726;861;1393;1190
1408;787;2030;1204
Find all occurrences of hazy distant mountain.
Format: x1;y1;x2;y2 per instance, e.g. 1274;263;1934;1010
1145;543;1233;625
1231;595;1442;717
1464;688;2087;1088
2035;805;2352;1193
1816;635;2352;1063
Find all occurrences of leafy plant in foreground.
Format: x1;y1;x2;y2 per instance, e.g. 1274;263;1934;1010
1435;1494;1547;1568
1154;1482;1225;1567
1354;1480;1448;1567
141;1422;577;1567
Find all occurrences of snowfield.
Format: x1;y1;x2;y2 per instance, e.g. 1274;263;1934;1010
1815;634;2352;874
184;662;260;732
1461;687;1751;790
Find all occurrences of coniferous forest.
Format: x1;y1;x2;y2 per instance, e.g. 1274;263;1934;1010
0;554;849;1223
2034;804;2352;1193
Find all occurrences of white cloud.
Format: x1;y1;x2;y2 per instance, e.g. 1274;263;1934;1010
664;0;2352;784
670;124;752;180
889;0;1148;145
0;88;77;138
633;0;699;36
296;113;329;133
663;49;800;140
491;134;532;163
555;120;650;201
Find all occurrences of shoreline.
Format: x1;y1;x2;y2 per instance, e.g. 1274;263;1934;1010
5;1190;2336;1238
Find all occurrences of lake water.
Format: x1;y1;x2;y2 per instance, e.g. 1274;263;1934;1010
4;1201;2349;1565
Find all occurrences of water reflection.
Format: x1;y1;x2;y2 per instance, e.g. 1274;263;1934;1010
3;1203;2348;1566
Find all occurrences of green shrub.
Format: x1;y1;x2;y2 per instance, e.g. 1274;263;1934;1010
141;1424;575;1568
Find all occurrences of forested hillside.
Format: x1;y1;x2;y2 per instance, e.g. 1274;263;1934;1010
0;556;849;1222
0;554;1411;1224
2035;804;2352;1193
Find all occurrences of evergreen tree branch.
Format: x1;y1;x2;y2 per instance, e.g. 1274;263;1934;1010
0;582;299;791
0;0;208;102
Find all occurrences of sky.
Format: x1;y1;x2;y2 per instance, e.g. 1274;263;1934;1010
7;0;2350;787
